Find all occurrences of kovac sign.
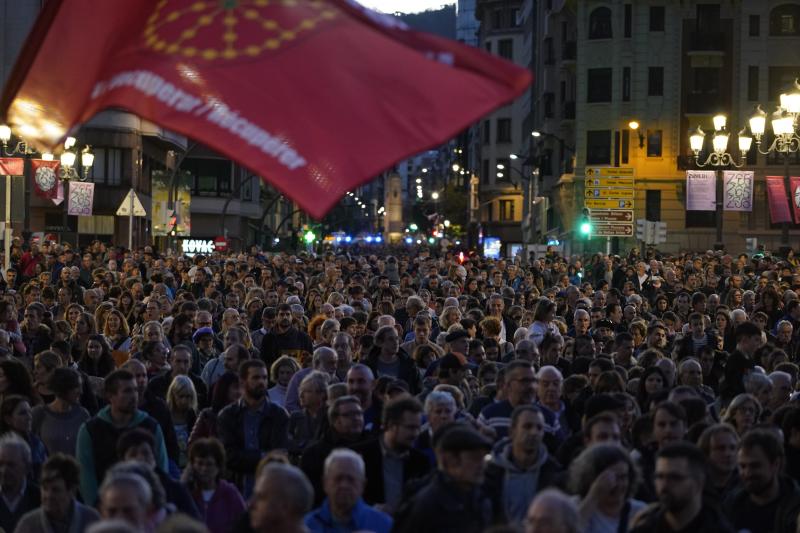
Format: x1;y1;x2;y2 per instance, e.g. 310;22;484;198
180;239;214;256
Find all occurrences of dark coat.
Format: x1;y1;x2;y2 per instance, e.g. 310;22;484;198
217;398;289;477
363;351;421;395
352;437;431;506
392;472;497;533
631;502;734;533
723;475;800;533
141;389;180;463
0;481;40;533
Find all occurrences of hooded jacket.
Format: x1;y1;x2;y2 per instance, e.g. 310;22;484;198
483;438;563;524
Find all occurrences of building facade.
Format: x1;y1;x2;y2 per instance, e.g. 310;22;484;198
476;0;529;249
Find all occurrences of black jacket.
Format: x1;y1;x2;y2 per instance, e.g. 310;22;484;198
363;351;421;395
0;482;39;533
392;472;497;533
147;370;209;409
352;436;431;506
217;398;289;477
723;475;800;533
141;389;180;463
631;502;734;533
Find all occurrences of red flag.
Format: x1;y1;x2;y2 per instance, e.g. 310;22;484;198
766;176;793;224
0;0;532;219
0;157;23;176
792;176;800;224
31;159;60;199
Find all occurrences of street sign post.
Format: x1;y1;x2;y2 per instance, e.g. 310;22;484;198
116;188;147;251
585;199;634;209
592;223;634;237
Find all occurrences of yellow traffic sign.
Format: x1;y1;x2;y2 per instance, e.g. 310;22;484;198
585;188;634;199
585;198;634;209
587;177;634;188
585;167;635;178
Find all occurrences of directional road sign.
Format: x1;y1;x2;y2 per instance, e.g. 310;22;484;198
592;223;634;237
585;198;634;210
587;177;634;188
585;167;635;178
589;210;634;223
585;187;634;199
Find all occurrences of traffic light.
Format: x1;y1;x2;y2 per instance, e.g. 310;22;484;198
303;230;316;244
579;208;592;238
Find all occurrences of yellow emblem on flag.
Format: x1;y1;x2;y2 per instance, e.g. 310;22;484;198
143;0;337;60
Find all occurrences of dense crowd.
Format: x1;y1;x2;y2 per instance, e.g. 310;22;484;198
0;239;799;533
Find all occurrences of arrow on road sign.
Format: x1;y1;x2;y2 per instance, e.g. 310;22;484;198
585;199;634;209
590;178;634;188
585;167;635;178
589;210;634;222
592;223;634;236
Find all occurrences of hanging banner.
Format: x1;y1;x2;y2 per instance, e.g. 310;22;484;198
67;181;94;216
791;176;800;224
722;170;754;212
686;170;716;211
151;170;191;237
0;158;23;176
766;176;793;224
30;159;60;199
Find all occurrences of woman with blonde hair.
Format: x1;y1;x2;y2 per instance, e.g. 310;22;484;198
167;374;198;468
103;308;132;367
439;305;463;332
722;393;761;436
93;301;114;333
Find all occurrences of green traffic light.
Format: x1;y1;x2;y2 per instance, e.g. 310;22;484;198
304;230;315;243
580;222;591;235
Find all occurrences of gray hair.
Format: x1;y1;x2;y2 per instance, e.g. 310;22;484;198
424;390;456;413
777;320;794;333
770;370;793;386
99;471;152;510
324;448;365;479
731;309;747;322
312;346;337;369
744;373;772;396
0;432;30;465
723;393;762;425
528;489;579;533
568;444;639;499
337;305;354;317
347;363;374;381
321;319;340;335
108;461;165;508
300;370;330;394
258;463;314;516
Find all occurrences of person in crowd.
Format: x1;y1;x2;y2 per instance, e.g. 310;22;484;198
248;463;314;533
698;423;740;506
147;344;208;409
305;448;392;533
525;489;579;533
188;371;241;445
14;453;100;533
76;369;169;505
479;360;536;439
268;355;301;408
415;390;457;465
364;326;420;394
260;303;314;367
31;367;90;456
183;437;246;533
217;359;289;497
0;433;40;532
165;375;198;469
96;471;152;532
288;371;329;458
0;395;47;481
285;346;339;413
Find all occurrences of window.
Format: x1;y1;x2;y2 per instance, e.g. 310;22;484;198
485;41;492;53
88;148;124;186
621;130;630;164
650;6;665;31
624;4;632;38
648;67;664;96
510;9;519;26
544;92;555;118
544;38;554;64
482;159;490;184
492;9;503;29
696;4;720;33
185;157;233;196
482;120;490;144
646;190;661;221
587;68;613;102
588;7;612;39
586;130;611;165
769;66;800;101
622;67;631;101
647;130;662;157
749;14;760;36
748;66;759;101
770;5;800;35
498;39;513;60
499;200;515;221
496;118;512;143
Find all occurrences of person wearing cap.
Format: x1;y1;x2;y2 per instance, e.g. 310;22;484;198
393;422;499;533
444;328;470;358
484;405;562;524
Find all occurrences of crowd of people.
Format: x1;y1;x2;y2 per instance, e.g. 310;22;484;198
0;239;798;533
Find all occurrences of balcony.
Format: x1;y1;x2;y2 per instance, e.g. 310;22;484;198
689;31;725;52
561;41;576;62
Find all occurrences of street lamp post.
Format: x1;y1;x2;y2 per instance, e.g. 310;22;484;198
57;139;95;247
688;114;752;249
0;125;37;272
748;80;800;247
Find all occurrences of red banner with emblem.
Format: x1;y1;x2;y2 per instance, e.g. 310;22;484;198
30;159;60;199
766;176;793;224
0;157;23;176
791;176;800;224
0;0;532;219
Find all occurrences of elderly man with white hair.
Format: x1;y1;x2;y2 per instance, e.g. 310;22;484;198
535;366;572;451
525;488;579;533
97;471;152;531
769;370;794;412
305;449;393;533
285;346;339;412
